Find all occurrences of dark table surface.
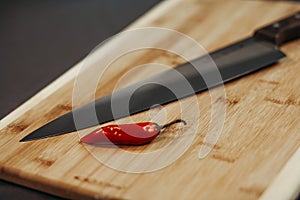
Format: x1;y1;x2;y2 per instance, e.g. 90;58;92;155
0;0;160;199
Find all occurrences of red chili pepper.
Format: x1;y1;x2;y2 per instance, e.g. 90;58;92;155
81;119;186;145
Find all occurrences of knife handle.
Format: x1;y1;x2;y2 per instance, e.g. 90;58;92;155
254;11;300;46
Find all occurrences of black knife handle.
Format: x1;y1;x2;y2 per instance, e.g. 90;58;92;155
254;11;300;46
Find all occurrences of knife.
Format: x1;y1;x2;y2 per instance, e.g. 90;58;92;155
20;11;300;142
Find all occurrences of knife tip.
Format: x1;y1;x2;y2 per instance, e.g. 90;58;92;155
19;137;30;142
19;134;38;142
19;134;49;142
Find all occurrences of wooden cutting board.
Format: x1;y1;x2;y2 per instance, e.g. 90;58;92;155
1;0;300;199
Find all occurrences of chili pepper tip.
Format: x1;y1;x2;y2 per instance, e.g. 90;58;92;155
160;119;186;129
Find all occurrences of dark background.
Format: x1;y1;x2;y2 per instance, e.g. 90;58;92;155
0;0;160;119
0;0;160;199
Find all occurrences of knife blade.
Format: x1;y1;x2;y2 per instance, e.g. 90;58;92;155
20;11;300;142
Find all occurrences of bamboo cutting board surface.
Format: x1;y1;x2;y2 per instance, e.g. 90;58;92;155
1;0;300;199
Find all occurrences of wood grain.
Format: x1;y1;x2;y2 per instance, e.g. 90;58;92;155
1;0;300;199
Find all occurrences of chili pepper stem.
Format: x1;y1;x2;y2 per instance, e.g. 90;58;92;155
160;119;187;130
